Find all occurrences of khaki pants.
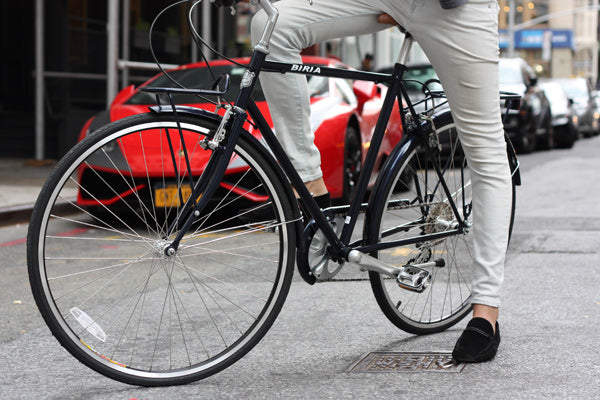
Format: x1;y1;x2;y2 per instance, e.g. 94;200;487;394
251;0;510;307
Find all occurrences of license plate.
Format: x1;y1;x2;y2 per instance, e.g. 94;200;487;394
154;184;197;207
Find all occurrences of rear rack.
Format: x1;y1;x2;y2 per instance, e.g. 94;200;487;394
139;73;231;98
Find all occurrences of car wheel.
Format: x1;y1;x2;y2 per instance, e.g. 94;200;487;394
537;116;554;150
555;124;577;149
517;113;537;153
341;124;362;204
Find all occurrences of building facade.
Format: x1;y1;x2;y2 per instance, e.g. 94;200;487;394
497;0;598;81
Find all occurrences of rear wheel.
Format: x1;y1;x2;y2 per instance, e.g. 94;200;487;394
366;111;516;335
27;112;296;386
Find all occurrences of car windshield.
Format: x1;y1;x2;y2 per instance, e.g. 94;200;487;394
558;80;588;100
499;62;522;85
403;66;442;92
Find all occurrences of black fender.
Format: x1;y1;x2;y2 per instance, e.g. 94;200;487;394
364;109;449;244
149;104;310;281
363;132;420;244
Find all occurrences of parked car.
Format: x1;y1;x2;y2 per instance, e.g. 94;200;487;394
499;57;552;153
592;89;600;133
539;80;578;149
554;78;599;138
77;56;404;208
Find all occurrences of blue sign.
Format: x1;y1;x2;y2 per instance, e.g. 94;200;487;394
499;29;574;50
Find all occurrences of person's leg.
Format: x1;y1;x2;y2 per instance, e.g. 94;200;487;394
379;0;509;360
400;0;510;317
250;0;388;193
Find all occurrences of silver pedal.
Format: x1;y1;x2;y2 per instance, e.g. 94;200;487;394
396;265;432;293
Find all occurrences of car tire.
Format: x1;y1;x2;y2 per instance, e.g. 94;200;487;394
517;113;537;153
537;115;555;150
341;124;362;204
555;124;577;149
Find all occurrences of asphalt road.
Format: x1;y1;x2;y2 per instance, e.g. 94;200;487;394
1;136;599;400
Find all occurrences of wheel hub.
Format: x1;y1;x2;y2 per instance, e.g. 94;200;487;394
424;202;454;234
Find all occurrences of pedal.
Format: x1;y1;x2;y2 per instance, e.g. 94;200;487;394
396;265;432;293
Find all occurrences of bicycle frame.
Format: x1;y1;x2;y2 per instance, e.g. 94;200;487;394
157;0;517;276
158;48;428;258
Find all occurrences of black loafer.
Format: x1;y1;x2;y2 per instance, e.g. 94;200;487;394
452;317;500;363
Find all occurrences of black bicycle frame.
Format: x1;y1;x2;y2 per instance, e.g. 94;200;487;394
163;49;473;261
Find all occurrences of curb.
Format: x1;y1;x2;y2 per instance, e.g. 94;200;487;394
0;203;35;227
0;197;77;227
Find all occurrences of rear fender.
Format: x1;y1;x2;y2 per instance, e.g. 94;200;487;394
363;133;420;243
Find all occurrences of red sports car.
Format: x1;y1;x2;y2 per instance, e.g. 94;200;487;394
76;56;403;208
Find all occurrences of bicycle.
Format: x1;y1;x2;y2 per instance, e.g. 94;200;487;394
27;0;521;386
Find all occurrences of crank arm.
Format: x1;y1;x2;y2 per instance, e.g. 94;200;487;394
348;250;403;277
347;250;444;293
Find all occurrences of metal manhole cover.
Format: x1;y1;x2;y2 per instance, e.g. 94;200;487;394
349;352;465;373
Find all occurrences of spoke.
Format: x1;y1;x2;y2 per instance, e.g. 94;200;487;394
79;161;161;239
48;255;155;280
171;256;262;319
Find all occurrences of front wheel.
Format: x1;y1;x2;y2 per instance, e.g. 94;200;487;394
27;112;296;386
366;111;516;335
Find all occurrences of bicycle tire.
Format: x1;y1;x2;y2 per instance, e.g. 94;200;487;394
27;112;297;386
366;111;516;335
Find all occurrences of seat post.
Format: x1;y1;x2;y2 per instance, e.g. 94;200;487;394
396;32;414;66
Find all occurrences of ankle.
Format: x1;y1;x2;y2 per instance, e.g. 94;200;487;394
302;177;328;197
472;304;499;333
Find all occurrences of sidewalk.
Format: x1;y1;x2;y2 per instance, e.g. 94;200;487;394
0;158;56;226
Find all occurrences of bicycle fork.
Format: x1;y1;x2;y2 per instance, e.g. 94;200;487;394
160;104;247;256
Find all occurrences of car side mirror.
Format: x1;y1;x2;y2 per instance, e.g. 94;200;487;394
352;80;380;113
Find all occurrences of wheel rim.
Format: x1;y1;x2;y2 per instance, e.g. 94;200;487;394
31;118;293;382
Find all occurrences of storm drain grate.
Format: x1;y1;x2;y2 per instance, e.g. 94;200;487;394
349;352;465;373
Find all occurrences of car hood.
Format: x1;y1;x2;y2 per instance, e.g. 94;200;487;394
108;95;335;136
